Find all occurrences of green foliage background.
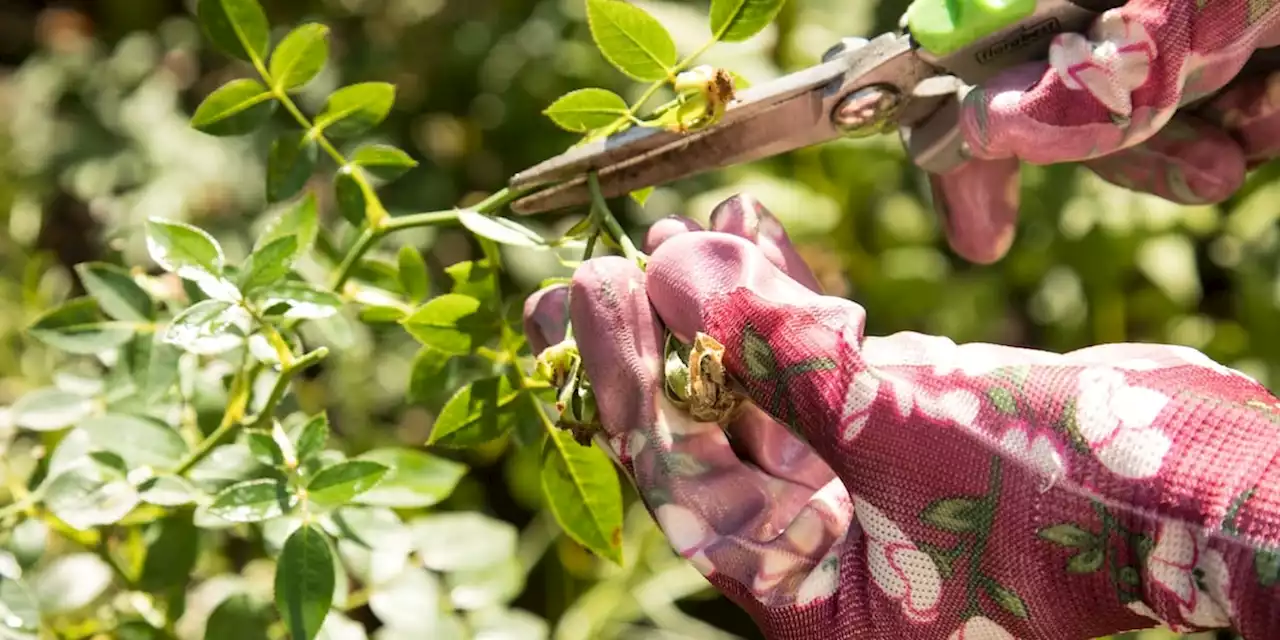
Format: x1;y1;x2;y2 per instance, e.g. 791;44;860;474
0;0;1270;638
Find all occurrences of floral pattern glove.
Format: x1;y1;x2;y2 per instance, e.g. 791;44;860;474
524;194;1280;640
928;0;1280;263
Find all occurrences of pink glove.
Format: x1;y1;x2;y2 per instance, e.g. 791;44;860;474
933;0;1280;263
525;194;1280;640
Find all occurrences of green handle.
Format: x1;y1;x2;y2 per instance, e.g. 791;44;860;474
906;0;1038;56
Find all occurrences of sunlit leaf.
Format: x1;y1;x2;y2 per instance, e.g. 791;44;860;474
354;448;467;509
429;376;524;446
80;413;189;469
267;132;319;203
75;263;155;322
543;88;628;133
192;78;276;136
207;478;295;523
146;218;225;278
352;144;418;182
139;474;200;507
164;299;250;355
585;0;677;81
258;193;320;257
367;568;440;633
541;430;624;564
400;294;496;355
197;0;270;62
315;82;396;138
249;281;343;320
444;556;523;610
117;330;182;404
11;388;94;432
205;593;272;640
457;211;545;248
0;575;40;636
397;246;429;303
240;236;299;292
44;456;140;531
444;260;496;300
27;298;135;355
710;0;786;42
275;524;335;640
305;461;389;511
31;553;112;614
408;513;517;572
269;23;330;91
630;186;654;206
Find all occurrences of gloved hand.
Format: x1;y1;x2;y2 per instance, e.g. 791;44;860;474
525;195;1280;640
928;0;1280;263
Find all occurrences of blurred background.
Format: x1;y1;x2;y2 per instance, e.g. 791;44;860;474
0;0;1270;638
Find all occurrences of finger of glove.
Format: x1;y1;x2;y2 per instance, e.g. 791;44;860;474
569;256;849;604
644;215;704;252
1081;113;1246;204
522;284;570;354
928;157;1021;264
1199;70;1280;166
646;199;838;491
647;232;869;470
708;194;824;293
960;3;1270;164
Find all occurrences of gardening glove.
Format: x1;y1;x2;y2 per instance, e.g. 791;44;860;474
524;194;1280;640
928;0;1280;263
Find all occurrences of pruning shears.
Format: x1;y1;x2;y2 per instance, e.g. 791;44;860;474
507;0;1280;215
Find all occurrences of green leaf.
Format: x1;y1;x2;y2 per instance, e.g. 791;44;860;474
258;193;320;257
275;524;335;640
983;580;1029;619
444;556;524;610
240;236;299;292
207;478;295;523
249;281;344;320
397;246;429;303
354;448;467;509
709;0;787;42
12;388;94;432
315;82;396;138
31;552;112;614
740;325;776;379
400;294;496;355
352;144;418;182
75;263;154;322
118;333;182;403
145;218;225;277
408;513;517;572
44;456;140;530
80;414;189;469
408;346;452;404
305;461;389;511
205;593;272;640
541;430;624;563
457;211;545;248
334;166;381;227
1037;523;1096;548
248;431;287;467
358;305;405;323
269;23;330;91
1067;547;1104;574
293;415;329;464
429;377;523;446
197;0;270;62
920;497;984;533
138;513;200;592
27;298;135;354
585;0;677;81
267;132;318;203
191;79;276;136
543;88;628;133
444;260;495;300
164;299;249;355
986;386;1018;415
